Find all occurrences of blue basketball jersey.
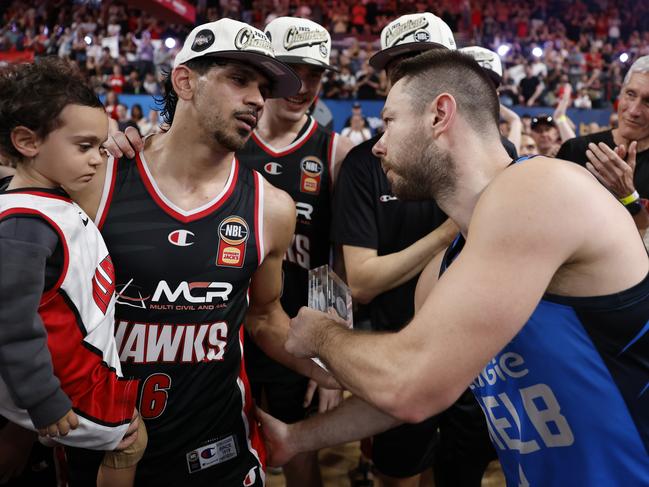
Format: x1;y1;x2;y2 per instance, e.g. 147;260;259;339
440;224;649;486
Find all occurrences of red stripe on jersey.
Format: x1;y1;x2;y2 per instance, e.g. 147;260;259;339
1;190;72;203
136;153;240;223
39;292;138;426
0;208;69;300
252;120;319;157
97;157;119;230
253;172;262;265
327;133;335;185
239;327;267;469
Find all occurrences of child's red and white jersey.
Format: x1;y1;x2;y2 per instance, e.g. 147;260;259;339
0;190;137;450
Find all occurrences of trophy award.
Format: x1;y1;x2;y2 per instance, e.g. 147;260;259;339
307;265;353;369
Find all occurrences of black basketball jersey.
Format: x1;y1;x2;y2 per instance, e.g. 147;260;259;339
237;117;335;382
96;154;266;486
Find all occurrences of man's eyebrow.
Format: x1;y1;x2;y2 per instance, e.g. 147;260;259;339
71;135;102;144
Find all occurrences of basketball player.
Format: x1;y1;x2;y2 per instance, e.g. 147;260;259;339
237;16;353;487
261;49;649;486
332;13;494;487
9;19;336;487
105;18;353;486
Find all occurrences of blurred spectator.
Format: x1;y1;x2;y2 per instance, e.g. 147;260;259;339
343;102;370;130
107;63;125;93
355;61;380;100
530;114;561;156
116;102;139;133
341;114;372;146
519;64;544;106
520;134;539;156
104;90;119;120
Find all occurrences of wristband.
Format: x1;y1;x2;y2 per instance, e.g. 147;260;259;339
619;191;640;205
556;115;567;122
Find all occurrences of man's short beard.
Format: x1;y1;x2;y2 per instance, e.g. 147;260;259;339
387;129;456;202
213;126;247;152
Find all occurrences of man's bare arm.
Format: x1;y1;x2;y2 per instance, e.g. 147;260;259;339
287;161;600;422
259;395;400;467
245;179;338;388
344;219;457;304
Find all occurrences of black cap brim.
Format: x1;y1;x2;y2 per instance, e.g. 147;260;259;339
369;42;447;71
275;55;339;72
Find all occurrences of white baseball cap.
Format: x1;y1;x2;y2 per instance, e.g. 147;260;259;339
460;46;503;85
265;17;337;71
369;13;456;71
173;18;301;98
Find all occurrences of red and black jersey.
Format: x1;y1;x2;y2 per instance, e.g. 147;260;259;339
237;116;337;382
96;153;266;486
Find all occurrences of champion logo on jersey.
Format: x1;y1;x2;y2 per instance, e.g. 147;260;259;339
264;162;283;175
168;229;195;246
243;466;257;486
379;195;398;203
300;156;323;194
216;216;249;268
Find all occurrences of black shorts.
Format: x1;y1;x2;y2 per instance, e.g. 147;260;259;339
433;390;497;487
250;376;315;424
371;415;440;478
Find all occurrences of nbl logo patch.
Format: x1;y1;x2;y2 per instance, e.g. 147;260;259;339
299;156;323;194
216;216;249;268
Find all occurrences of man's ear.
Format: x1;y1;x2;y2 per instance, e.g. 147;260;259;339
10;126;41;159
428;93;457;138
171;65;196;101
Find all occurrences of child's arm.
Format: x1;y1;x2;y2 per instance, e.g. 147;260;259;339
0;216;74;430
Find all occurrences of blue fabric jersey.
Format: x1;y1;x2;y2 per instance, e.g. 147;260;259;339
441;233;649;486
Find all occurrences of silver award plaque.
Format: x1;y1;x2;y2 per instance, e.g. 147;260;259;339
307;265;353;369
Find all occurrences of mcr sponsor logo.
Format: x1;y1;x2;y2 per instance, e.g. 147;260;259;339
92;255;115;314
217;216;249;268
152;280;233;306
168;229;195;247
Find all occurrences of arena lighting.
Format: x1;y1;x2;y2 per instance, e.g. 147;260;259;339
497;44;510;57
84;35;92;45
619;52;629;63
532;46;543;58
164;37;176;49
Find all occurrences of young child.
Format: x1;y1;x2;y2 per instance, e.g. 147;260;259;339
0;57;145;487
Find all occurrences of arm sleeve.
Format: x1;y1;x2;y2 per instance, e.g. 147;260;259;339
331;142;379;249
0;216;72;429
557;138;587;165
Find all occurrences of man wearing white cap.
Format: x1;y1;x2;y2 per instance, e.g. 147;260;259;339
105;19;352;487
460;45;521;158
53;18;336;487
331;12;495;487
237;16;353;487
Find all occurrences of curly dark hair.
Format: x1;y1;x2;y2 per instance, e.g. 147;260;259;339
0;56;103;165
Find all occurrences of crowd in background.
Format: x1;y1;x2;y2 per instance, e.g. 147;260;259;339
2;0;648;127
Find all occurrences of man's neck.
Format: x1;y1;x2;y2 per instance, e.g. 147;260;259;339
145;122;234;191
256;111;310;148
437;136;513;236
612;128;649;153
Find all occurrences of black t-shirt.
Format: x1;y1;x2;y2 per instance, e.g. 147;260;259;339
557;130;649;198
331;135;447;331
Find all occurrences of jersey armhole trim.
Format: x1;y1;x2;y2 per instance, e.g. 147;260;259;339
96;156;118;230
0;208;70;302
253;171;265;266
328;132;338;188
